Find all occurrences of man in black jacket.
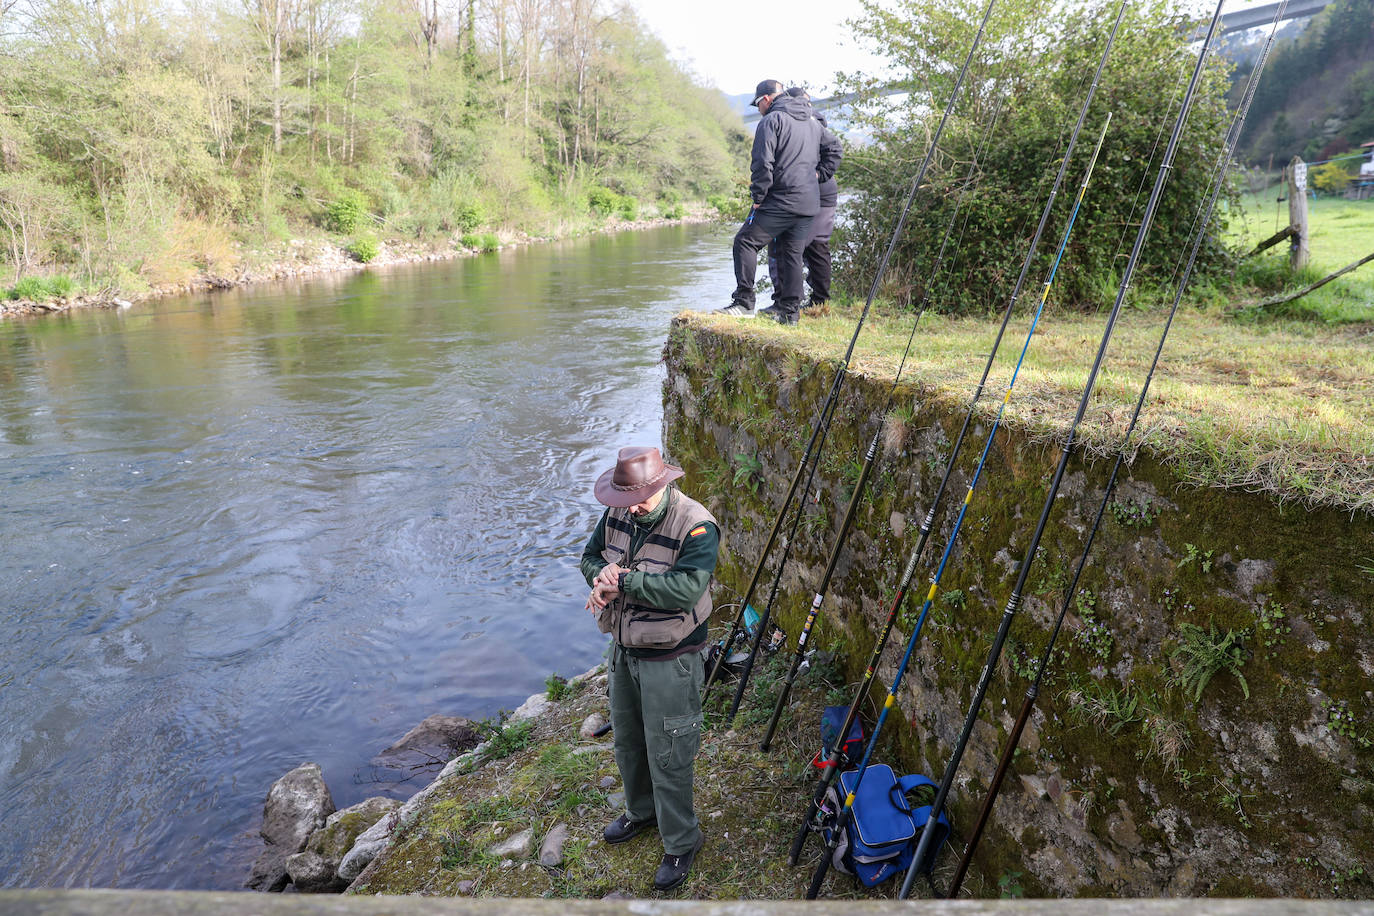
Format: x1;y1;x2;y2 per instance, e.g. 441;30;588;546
767;87;841;312
718;79;841;325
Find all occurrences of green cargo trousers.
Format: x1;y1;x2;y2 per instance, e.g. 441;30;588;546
608;644;704;855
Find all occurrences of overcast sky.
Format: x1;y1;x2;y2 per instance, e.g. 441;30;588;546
626;0;1278;98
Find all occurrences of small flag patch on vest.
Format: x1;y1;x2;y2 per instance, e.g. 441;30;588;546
689;525;708;537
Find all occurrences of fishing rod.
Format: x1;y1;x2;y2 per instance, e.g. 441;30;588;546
787;0;1130;876
945;2;1288;894
757;91;1008;754
803;110;1113;900
714;0;1000;726
897;0;1229;897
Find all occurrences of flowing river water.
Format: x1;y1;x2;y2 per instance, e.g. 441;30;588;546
0;223;735;889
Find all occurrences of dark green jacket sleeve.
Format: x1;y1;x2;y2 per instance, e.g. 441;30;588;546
580;509;610;587
622;521;719;610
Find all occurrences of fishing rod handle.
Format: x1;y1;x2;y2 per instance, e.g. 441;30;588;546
702;611;745;700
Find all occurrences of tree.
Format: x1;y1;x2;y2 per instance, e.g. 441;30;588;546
833;0;1236;314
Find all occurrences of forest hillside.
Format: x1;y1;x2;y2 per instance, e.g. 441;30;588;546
0;0;747;297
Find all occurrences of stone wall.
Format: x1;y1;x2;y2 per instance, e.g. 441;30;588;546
662;318;1374;899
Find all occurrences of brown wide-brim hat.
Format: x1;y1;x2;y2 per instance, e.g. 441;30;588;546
594;446;685;508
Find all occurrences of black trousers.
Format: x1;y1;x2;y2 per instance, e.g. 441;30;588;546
768;205;835;304
732;207;814;312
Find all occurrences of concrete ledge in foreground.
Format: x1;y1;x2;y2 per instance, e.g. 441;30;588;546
1;891;1373;915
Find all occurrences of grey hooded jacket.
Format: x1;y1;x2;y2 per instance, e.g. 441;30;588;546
750;94;842;216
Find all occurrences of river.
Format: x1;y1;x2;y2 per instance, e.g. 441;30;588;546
0;224;734;889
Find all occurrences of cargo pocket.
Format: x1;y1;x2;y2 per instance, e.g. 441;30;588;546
657;713;702;771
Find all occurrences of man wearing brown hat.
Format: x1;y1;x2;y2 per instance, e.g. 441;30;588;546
580;446;720;891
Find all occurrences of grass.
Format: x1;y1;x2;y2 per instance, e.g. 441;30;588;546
1222;189;1374;323
687;291;1374;514
354;650;973;901
6;274;77;301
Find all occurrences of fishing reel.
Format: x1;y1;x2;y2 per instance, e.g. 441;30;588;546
704;603;786;684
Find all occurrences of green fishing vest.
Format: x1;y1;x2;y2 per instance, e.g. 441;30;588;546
597;490;716;649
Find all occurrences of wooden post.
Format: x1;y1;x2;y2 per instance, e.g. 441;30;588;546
1287;155;1310;270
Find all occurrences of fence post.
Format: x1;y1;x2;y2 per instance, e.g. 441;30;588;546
1287;155;1309;271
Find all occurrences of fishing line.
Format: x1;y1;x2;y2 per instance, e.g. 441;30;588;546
945;0;1289;894
897;0;1228;897
787;3;1130;892
714;0;1001;727
757;87;1010;753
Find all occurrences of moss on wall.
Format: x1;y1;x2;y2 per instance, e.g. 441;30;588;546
663;318;1374;898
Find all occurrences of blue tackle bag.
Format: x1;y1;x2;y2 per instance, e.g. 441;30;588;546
822;763;951;887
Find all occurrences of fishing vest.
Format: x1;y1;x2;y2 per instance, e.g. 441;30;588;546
597;490;716;650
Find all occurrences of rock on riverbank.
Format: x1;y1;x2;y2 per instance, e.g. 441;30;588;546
247;713;482;893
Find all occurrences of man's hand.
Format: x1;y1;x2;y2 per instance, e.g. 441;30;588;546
594;563;625;590
585;580;621;612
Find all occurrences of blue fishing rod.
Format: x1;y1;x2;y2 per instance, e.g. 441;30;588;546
946;0;1288;893
716;0;999;727
897;0;1229;897
803;111;1113;900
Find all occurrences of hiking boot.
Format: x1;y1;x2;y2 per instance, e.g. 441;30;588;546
716;302;755;318
653;831;705;891
759;305;798;326
604;813;657;845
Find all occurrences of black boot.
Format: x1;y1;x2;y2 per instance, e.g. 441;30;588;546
604;813;657;845
653;831;704;891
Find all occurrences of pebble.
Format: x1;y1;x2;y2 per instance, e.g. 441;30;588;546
599;776;617;789
580;713;609;739
607;790;625;808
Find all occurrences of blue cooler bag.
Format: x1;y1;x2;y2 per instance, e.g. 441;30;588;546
823;763;951;887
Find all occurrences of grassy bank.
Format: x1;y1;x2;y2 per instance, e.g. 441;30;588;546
0;205;724;318
350;656;971;900
1221;190;1374;323
687;299;1373;515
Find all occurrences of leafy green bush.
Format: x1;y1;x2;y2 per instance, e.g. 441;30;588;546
455;201;484;233
662;203;686;220
616;194;639;220
326;189;370;233
347;234;380;262
588;186;618;217
6;275;76;300
1311;161;1353;195
707;184;751;222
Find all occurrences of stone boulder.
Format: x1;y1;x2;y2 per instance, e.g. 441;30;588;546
370;714;481;781
286;796;400;893
246;763;335;891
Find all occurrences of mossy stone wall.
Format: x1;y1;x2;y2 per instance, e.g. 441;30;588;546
663;319;1374;898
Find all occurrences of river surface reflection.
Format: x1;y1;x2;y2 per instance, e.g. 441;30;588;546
0;223;734;888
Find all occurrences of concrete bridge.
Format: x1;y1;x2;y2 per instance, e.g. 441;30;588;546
1;892;1373;914
743;0;1334;125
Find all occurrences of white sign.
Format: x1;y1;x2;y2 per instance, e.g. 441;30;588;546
1294;161;1307;191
